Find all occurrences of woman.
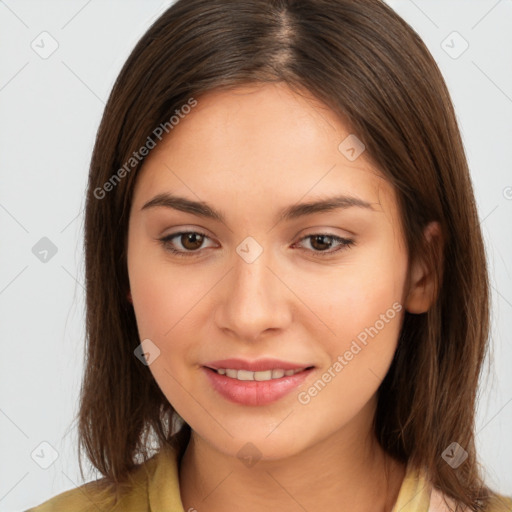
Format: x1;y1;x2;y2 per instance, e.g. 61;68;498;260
27;0;512;510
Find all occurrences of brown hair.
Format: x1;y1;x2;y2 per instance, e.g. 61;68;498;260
79;0;502;509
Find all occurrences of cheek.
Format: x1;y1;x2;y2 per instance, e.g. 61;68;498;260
295;270;404;423
129;250;207;339
301;246;406;337
128;254;207;412
296;240;407;391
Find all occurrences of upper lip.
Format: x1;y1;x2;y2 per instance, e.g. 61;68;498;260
204;358;314;372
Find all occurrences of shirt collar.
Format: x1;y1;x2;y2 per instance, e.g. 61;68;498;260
391;461;432;512
148;444;186;512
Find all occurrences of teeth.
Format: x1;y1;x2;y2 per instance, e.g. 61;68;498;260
214;367;305;381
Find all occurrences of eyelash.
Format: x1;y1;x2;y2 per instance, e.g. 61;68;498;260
158;231;355;258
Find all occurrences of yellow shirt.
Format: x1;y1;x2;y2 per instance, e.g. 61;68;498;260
26;445;512;512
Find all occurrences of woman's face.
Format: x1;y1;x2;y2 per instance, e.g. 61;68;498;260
127;82;417;460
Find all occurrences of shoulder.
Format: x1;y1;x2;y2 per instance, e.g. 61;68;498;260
24;480;123;512
429;486;512;512
25;453;162;512
400;463;512;512
486;494;512;512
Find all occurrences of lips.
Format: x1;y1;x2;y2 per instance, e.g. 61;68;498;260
202;358;315;406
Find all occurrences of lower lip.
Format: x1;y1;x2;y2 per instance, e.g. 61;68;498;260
202;367;314;406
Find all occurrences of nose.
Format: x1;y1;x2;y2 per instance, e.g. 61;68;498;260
214;245;292;342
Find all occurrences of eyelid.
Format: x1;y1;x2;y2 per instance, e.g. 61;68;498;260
159;224;216;239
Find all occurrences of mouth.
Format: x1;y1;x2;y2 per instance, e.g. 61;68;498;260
202;358;316;406
204;366;314;382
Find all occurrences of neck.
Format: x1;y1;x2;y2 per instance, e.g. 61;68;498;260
178;404;406;512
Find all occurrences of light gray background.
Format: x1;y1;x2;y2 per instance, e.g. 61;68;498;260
0;1;511;510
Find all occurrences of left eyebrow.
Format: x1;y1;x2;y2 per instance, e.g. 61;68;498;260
140;192;375;224
279;195;375;222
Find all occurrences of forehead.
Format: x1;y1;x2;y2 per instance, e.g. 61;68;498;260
131;82;396;222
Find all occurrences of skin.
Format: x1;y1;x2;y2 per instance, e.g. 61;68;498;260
126;82;440;512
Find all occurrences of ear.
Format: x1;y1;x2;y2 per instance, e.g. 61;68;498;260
405;221;443;314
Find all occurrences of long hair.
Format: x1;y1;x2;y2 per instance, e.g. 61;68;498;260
79;1;499;509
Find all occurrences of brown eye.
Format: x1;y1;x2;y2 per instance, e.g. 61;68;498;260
295;233;355;257
309;235;334;251
159;231;215;257
180;232;205;250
